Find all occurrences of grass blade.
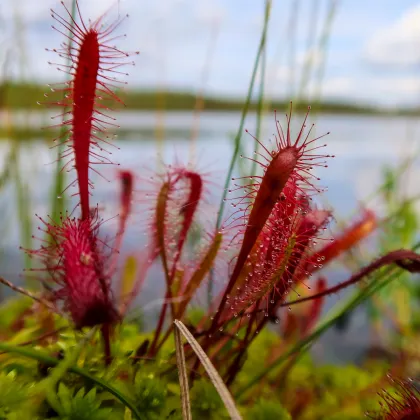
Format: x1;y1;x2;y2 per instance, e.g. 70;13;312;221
215;0;271;230
208;0;272;306
174;320;242;420
174;325;192;420
50;0;78;223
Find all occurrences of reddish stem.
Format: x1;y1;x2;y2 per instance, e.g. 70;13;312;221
101;323;112;366
280;249;420;307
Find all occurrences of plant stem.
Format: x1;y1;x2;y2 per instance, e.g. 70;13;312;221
250;13;267;178
50;0;77;223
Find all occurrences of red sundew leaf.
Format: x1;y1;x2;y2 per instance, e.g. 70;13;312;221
150;167;205;333
218;185;331;326
46;1;138;220
175;169;203;262
218;183;299;322
282;311;300;341
211;106;331;331
271;208;331;301
312;208;376;268
155;180;173;284
286;208;376;293
23;210;119;329
367;376;420;419
153;167;204;280
119;169;134;221
111;169;135;272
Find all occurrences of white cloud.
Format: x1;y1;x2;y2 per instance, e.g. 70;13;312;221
0;0;228;88
365;4;420;67
321;75;420;107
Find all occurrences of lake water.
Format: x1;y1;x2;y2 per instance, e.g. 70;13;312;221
1;110;420;363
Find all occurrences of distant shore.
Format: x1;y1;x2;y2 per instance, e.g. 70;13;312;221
0;83;418;140
0;82;418;115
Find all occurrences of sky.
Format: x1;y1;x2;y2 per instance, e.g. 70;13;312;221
1;0;420;108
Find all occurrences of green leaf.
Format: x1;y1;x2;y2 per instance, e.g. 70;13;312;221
58;383;73;413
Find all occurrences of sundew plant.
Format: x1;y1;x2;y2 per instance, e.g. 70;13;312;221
1;1;420;419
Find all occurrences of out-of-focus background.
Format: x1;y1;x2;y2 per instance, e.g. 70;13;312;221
0;0;420;362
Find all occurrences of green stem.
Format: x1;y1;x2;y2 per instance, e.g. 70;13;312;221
208;0;271;306
215;0;271;230
50;0;77;223
310;0;338;114
250;1;268;178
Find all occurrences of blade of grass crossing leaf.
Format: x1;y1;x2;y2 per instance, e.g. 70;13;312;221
174;325;192;420
174;320;243;420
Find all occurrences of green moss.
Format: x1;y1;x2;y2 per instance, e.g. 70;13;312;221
49;384;116;420
0;296;396;420
245;399;291;420
190;379;230;419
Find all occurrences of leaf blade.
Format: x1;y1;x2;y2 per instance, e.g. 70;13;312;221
174;320;242;420
174;325;192;420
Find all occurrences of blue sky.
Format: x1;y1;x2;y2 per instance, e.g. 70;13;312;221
1;0;420;107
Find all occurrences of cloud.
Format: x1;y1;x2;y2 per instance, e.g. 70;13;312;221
0;0;229;88
320;75;420;107
2;0;420;108
364;4;420;68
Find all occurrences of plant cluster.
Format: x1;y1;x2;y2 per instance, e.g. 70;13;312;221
0;1;420;419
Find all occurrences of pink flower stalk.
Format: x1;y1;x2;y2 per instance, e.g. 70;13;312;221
47;1;138;220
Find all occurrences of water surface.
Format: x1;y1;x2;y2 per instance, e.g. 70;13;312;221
1;111;419;363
